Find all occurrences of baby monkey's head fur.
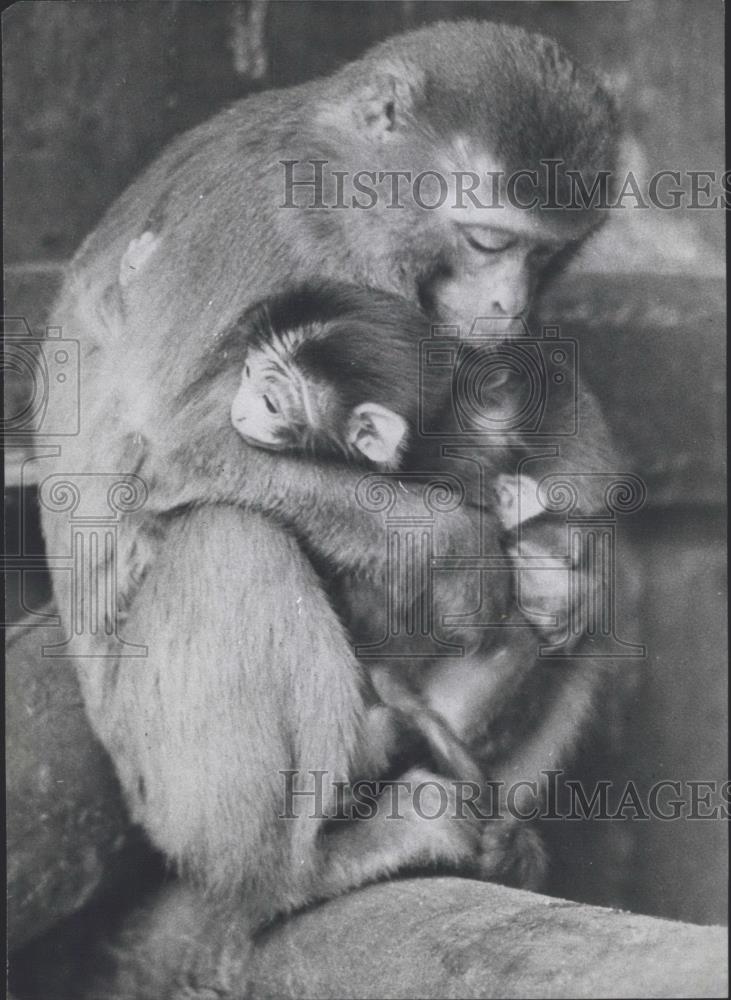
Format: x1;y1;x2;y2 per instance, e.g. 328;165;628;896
230;283;431;468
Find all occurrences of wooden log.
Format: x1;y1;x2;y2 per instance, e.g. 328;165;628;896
256;879;729;998
36;878;727;999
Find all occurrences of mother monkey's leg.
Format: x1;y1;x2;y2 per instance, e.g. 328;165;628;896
85;506;478;926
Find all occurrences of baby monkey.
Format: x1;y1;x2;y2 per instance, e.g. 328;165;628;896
228;282;487;784
230;282;423;469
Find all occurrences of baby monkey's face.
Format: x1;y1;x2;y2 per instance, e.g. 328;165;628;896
230;349;305;451
230;337;409;467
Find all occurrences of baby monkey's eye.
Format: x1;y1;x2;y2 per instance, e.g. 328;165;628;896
263;394;279;415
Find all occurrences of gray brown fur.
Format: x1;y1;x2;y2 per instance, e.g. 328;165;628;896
40;20;622;993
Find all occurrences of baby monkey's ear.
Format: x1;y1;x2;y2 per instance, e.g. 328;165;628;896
495;473;546;529
347;402;409;467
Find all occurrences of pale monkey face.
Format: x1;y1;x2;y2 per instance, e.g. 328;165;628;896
431;185;597;329
434;221;570;331
230;351;302;450
230;342;408;466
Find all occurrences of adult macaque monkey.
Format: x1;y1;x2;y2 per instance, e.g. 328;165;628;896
41;19;621;989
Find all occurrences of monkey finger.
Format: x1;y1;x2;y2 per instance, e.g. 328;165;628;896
392;766;484;866
478;819;548;892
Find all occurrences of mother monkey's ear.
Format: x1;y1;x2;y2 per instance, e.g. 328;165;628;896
315;59;424;141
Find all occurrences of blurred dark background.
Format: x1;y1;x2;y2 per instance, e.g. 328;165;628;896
3;2;727;992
